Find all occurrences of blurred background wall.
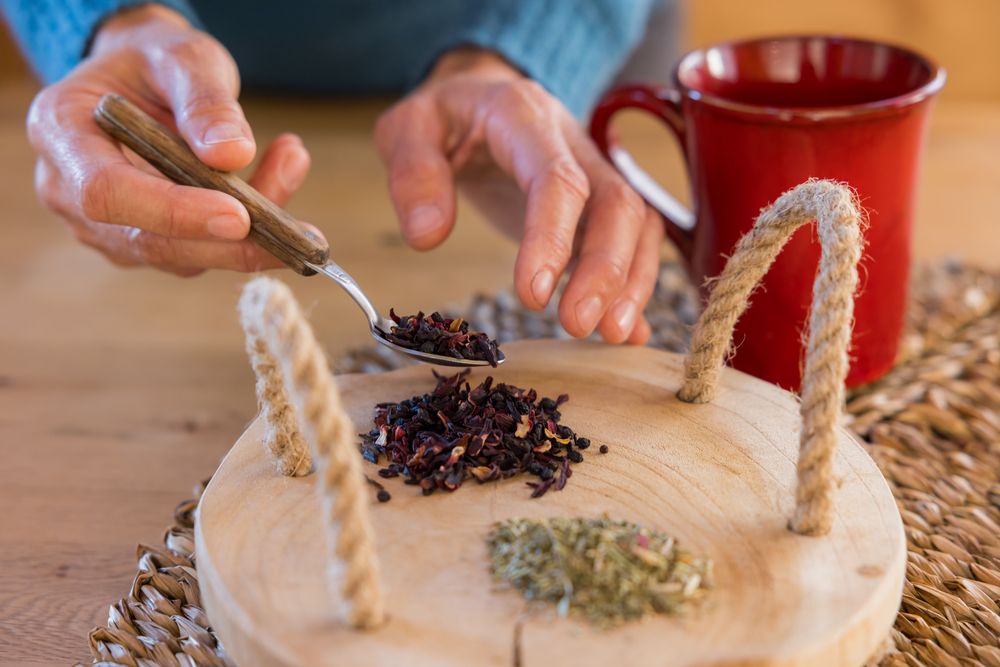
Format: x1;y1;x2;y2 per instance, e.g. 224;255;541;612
688;0;996;101
1;1;993;96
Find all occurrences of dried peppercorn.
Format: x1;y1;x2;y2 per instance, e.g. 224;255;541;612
360;370;589;498
385;310;500;366
365;476;392;503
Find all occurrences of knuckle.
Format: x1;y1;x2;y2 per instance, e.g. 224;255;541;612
132;228;174;266
527;227;574;264
374;97;430;158
78;167;113;222
493;80;549;123
387;154;442;193
582;249;630;290
162;33;224;67
179;89;238;122
604;179;646;222
26;88;51;130
374;103;405;149
25;85;62;148
160;183;185;238
502;79;548;108
580;252;628;292
543;159;590;202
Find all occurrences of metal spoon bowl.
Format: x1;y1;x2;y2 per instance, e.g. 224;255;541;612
307;260;506;368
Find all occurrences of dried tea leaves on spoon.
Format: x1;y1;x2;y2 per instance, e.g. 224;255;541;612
488;517;711;627
360;370;592;497
386;309;501;366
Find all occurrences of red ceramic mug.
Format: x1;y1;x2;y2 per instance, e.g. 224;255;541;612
591;35;945;389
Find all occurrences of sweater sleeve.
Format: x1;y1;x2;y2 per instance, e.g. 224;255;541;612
0;0;201;83
422;0;658;118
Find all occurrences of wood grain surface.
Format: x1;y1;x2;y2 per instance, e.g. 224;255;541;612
1;73;999;666
197;340;905;667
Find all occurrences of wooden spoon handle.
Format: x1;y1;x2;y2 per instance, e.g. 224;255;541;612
94;94;329;275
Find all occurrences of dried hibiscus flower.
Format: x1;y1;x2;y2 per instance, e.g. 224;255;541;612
385;310;500;366
360;370;593;498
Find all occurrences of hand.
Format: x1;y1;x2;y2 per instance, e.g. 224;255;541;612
27;5;318;276
375;49;662;344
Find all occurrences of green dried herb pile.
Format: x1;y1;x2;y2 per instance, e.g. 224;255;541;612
487;517;711;627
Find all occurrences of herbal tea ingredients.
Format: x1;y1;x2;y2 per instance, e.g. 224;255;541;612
488;517;711;627
360;370;593;498
386;310;501;366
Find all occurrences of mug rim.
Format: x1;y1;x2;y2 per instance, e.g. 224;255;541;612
675;34;946;121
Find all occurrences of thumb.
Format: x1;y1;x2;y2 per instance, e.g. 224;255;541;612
152;35;256;171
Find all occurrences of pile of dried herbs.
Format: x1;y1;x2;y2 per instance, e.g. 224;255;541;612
386;309;501;366
360;370;592;498
488;517;711;627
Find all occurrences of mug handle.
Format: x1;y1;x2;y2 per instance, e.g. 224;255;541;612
590;84;695;259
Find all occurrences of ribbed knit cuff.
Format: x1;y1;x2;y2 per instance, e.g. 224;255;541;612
2;0;201;83
419;0;655;118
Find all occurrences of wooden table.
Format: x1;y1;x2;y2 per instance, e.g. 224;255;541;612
0;78;998;666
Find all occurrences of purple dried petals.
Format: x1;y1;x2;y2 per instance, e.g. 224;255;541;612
360;370;594;498
386;310;501;366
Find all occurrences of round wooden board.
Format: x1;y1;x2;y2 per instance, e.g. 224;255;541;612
196;340;905;667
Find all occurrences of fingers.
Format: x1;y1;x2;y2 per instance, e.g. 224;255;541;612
75;218;285;274
37;156;279;273
24;22;302;277
38;132;250;240
247;133;311;207
479;81;590;310
422;75;659;337
148;34;255;171
595;211;664;344
374;98;456;250
556;136;648;337
247;133;327;255
27;74;253;242
31;84;316;274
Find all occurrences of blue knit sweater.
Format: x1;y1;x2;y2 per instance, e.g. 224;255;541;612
1;0;655;117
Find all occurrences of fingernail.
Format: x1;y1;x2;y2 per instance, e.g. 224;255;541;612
575;295;603;332
202;122;248;145
206;213;248;240
406;204;442;238
610;299;637;334
530;269;555;306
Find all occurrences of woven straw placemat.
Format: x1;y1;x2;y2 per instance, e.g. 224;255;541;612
78;260;1000;667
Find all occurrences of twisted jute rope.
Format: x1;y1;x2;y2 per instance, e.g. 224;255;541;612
238;277;386;629
241;317;313;477
677;179;864;536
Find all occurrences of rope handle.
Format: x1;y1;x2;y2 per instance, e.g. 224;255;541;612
677;179;864;536
239;277;385;629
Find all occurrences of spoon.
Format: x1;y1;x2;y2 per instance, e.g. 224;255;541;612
94;94;504;368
